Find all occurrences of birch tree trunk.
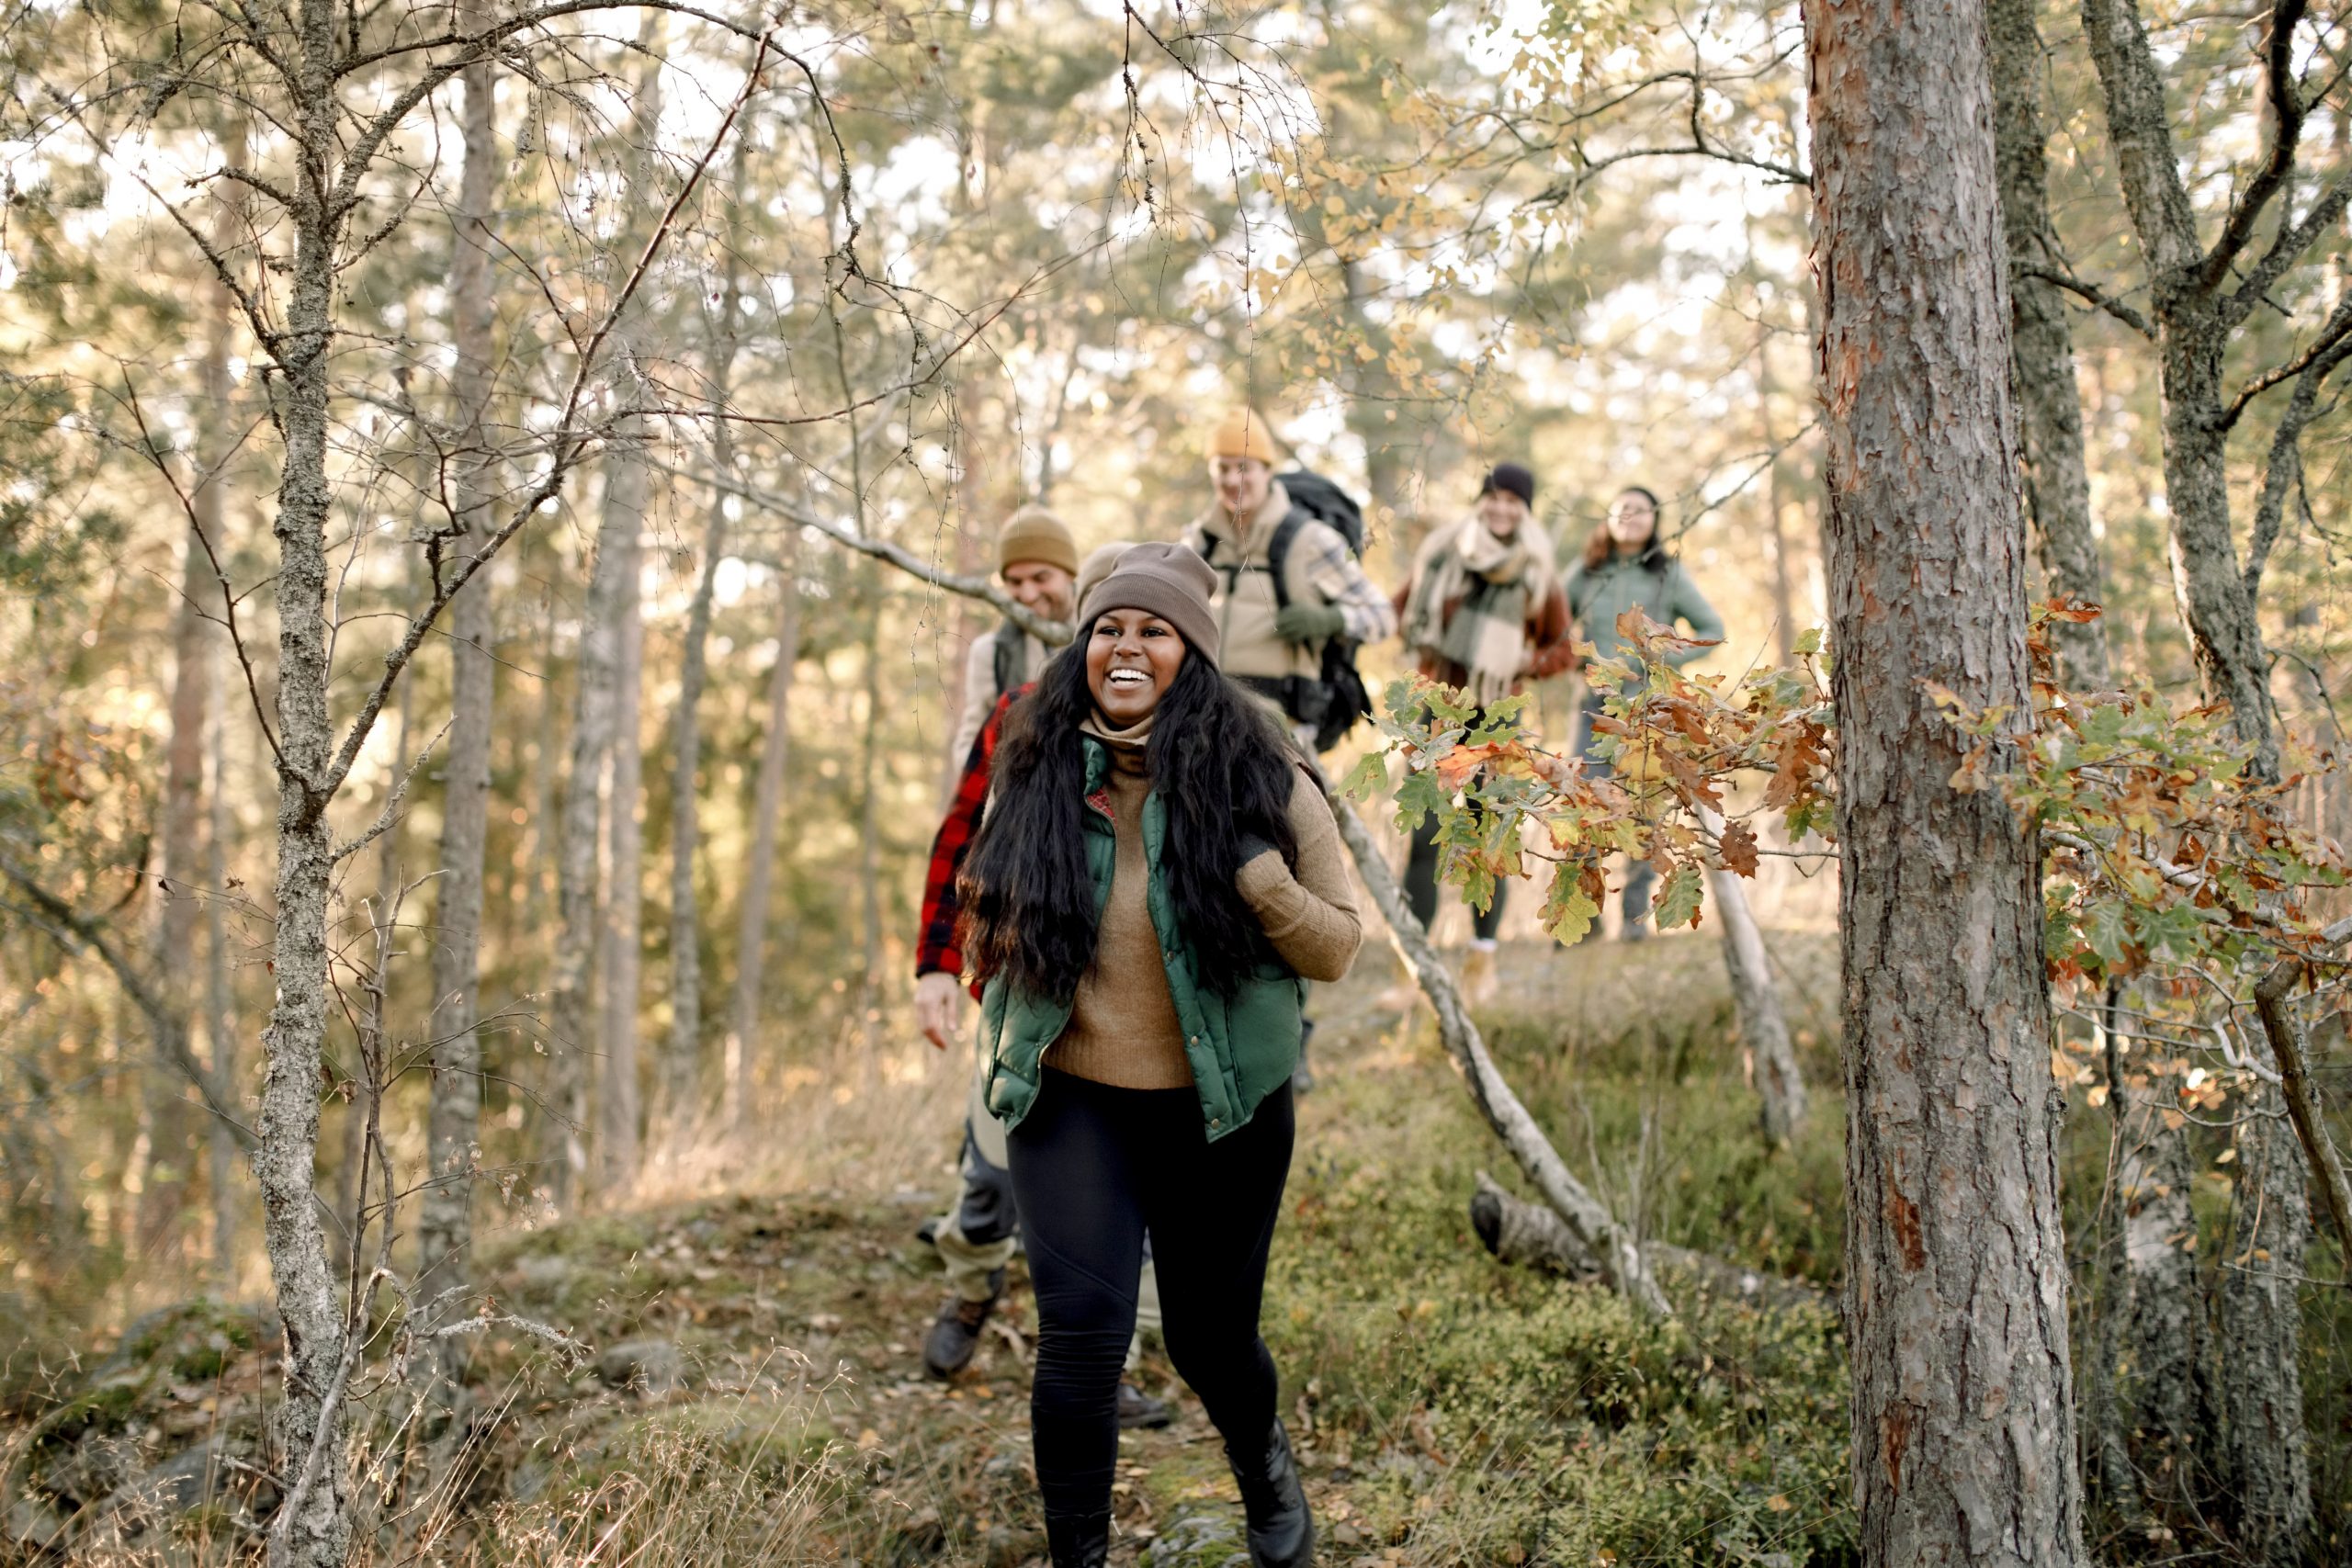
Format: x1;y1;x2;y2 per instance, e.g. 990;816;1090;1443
1987;0;2110;690
663;142;748;1131
546;470;628;1208
203;655;240;1280
597;495;646;1189
1800;0;2084;1558
724;560;801;1129
420;23;501;1359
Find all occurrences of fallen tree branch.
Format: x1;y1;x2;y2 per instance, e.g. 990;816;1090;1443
1311;761;1671;1316
1469;1172;1827;1314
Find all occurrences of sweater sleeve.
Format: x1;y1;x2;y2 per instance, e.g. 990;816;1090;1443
1235;772;1363;982
1665;568;1726;667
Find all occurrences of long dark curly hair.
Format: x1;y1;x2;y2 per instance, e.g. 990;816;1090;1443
957;631;1301;1002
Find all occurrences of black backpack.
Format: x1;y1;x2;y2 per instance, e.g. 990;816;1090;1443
1200;469;1374;753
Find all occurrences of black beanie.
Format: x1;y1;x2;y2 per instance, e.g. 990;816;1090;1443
1478;462;1536;509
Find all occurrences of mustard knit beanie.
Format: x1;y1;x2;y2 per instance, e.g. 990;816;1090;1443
1208;410;1280;466
997;504;1078;576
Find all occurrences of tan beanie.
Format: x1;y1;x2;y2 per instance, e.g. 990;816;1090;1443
1209;410;1280;466
997;504;1078;577
1074;540;1136;607
1079;542;1221;666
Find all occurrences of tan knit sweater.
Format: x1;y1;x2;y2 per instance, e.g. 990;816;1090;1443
1046;717;1363;1089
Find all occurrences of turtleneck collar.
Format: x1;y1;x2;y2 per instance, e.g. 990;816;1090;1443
1080;709;1156;774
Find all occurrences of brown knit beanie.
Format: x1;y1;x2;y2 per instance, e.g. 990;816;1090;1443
1208;410;1280;466
1079;542;1221;666
1074;540;1136;607
997;504;1078;576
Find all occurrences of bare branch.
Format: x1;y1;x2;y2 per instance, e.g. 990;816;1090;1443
2019;263;2156;339
2223;289;2352;430
2224;173;2352;328
652;457;1073;645
2199;0;2312;295
333;718;452;862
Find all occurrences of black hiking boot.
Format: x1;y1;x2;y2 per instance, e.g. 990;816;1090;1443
1117;1381;1173;1429
921;1268;1004;1379
1226;1417;1315;1567
1043;1507;1111;1567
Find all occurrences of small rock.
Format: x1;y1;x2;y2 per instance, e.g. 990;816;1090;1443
596;1337;687;1396
6;1498;65;1552
1138;1508;1242;1566
513;1253;574;1291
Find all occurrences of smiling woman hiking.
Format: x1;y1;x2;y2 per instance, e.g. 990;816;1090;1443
956;541;1363;1567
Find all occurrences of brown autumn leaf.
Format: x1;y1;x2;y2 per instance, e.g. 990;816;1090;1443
1719;819;1760;877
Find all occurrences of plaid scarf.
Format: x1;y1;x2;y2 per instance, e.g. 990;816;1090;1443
1401;514;1557;704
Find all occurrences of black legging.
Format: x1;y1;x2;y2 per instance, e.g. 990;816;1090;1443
1007;1069;1295;1520
1403;813;1507;941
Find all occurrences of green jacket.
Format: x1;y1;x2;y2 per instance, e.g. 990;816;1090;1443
976;738;1306;1143
1562;549;1725;669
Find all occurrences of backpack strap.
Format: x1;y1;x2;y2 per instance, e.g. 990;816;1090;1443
989;618;1023;702
1264;507;1312;615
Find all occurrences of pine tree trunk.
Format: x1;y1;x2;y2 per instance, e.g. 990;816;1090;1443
725;562;801;1129
597;493;646;1190
419;25;500;1358
2076;1;2309;1547
254;91;356;1562
1987;0;2110;690
2216;1088;2312;1562
1800;0;2085;1558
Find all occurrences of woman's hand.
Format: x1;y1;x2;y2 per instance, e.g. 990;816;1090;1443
915;970;969;1050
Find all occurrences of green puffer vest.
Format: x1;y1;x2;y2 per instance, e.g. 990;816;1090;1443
977;737;1306;1143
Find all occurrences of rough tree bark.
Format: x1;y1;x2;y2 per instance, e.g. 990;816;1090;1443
420;19;501;1362
724;559;802;1129
1800;0;2084;1560
253;17;361;1551
665;141;748;1129
1987;0;2110;690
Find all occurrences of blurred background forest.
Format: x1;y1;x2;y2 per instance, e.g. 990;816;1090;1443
2;0;2349;1562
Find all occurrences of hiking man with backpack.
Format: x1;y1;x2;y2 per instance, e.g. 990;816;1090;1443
1180;410;1394;756
1182;410;1392;1090
944;504;1080;795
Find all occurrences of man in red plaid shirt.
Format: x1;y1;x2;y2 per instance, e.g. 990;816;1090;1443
910;547;1167;1426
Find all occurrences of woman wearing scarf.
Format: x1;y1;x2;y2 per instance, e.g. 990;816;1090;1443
1385;462;1575;1008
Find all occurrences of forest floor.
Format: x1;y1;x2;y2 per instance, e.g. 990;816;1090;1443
5;931;1860;1567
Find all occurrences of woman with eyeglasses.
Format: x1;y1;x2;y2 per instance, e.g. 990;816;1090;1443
1562;485;1725;938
